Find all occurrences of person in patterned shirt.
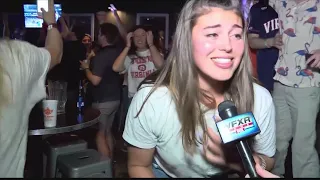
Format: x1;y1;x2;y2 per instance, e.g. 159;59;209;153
268;0;320;178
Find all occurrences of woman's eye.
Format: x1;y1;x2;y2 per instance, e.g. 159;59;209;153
232;34;243;40
206;33;218;38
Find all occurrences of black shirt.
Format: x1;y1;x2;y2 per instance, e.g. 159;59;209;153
90;45;123;102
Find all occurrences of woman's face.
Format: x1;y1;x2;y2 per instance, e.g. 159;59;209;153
192;8;244;84
133;28;147;49
82;35;92;47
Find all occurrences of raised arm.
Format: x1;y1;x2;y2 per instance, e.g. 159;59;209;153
42;0;63;69
108;4;127;42
146;31;164;69
112;32;133;72
58;13;71;39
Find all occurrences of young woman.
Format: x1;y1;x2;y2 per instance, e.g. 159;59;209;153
112;25;164;105
122;0;276;178
82;34;93;58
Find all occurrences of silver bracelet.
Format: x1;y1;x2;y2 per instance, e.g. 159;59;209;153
258;155;267;170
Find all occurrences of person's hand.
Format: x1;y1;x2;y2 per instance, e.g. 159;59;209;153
245;164;280;178
202;127;244;172
80;59;90;70
87;50;96;60
159;30;164;39
108;4;117;13
270;32;283;50
146;31;154;47
126;32;133;48
39;0;56;24
306;49;320;68
203;125;262;173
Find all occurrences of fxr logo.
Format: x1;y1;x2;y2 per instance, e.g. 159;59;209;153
228;117;252;128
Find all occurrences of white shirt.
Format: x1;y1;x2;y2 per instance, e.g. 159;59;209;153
270;0;320;88
123;83;276;178
0;40;51;177
123;50;157;98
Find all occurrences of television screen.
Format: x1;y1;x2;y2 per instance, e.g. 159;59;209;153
24;4;62;28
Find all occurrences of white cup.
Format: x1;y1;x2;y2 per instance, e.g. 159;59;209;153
42;100;58;128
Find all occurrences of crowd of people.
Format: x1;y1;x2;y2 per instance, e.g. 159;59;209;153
1;0;320;178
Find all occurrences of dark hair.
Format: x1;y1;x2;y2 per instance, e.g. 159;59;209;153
83;34;92;41
99;23;120;45
128;25;161;55
129;25;151;33
72;24;87;41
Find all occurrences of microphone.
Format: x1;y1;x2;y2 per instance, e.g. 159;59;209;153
216;100;261;178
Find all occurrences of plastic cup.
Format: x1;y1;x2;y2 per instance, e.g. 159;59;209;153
42;100;58;128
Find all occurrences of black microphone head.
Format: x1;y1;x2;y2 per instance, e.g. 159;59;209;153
218;100;238;120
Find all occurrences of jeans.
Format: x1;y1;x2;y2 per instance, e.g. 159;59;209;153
272;82;320;177
152;160;170;178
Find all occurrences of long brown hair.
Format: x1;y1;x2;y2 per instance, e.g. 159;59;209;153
127;25;162;55
136;0;255;153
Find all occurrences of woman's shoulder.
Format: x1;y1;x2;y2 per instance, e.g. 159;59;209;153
130;84;174;126
135;84;171;102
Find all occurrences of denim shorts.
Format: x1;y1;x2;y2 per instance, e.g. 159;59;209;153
151;160;232;178
152;160;170;178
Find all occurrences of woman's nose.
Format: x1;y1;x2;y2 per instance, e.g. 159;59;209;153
217;37;232;52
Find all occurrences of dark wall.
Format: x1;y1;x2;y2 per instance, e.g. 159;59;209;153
3;0;185;46
2;0;186;14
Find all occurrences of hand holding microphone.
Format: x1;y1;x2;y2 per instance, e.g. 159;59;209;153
246;164;280;178
203;128;249;172
203;100;262;178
